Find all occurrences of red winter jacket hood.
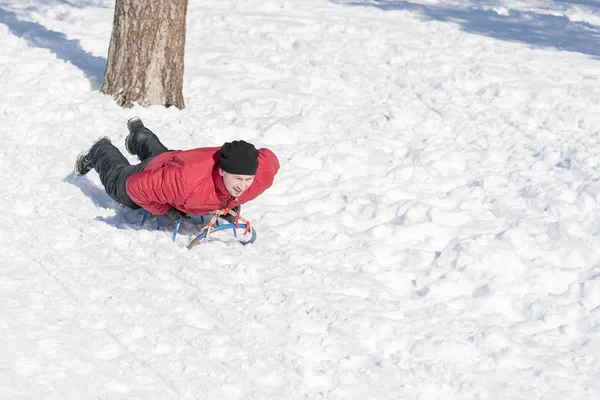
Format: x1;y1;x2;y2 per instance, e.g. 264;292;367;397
125;146;279;215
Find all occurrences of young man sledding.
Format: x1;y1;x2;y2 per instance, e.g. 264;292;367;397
75;117;279;242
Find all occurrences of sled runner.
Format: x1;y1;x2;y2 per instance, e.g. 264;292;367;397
187;221;257;249
141;208;257;248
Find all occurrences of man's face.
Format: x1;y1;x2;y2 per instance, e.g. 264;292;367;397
219;169;255;197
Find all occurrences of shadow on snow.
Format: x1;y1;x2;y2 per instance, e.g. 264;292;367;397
0;7;106;89
36;0;110;9
63;172;146;230
556;0;600;8
331;0;600;59
63;172;201;238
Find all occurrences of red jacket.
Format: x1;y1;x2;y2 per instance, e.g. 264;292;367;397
125;147;279;215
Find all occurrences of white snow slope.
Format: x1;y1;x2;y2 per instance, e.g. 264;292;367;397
1;0;600;399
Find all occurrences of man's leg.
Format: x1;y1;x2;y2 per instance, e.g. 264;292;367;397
125;117;170;162
90;139;144;209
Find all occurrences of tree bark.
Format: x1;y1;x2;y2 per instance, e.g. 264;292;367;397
100;0;188;109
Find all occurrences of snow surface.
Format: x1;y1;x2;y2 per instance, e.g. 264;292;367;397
1;0;600;398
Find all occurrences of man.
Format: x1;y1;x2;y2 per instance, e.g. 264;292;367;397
75;117;279;223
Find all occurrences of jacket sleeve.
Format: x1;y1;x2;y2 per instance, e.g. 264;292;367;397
235;148;280;204
126;160;189;215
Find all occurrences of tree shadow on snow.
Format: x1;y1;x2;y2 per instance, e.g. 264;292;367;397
41;0;111;9
0;7;106;89
556;0;600;8
331;0;600;59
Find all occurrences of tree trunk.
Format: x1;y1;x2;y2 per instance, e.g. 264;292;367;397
100;0;188;109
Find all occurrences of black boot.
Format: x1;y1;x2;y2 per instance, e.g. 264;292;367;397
124;116;145;155
74;137;112;176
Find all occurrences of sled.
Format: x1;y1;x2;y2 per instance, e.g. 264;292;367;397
187;221;257;249
141;210;257;248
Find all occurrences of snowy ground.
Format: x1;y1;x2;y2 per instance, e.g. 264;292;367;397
1;0;600;398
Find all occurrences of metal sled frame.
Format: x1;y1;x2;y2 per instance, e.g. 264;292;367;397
141;211;257;248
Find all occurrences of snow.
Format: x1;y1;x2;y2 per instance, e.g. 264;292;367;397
1;0;600;398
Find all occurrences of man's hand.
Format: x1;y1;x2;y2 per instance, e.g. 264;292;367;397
221;205;241;224
165;207;190;221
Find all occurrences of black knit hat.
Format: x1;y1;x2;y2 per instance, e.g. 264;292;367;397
219;140;259;175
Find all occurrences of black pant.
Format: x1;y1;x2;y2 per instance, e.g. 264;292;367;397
91;128;169;209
